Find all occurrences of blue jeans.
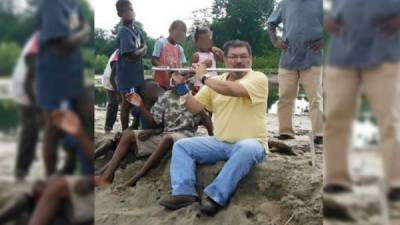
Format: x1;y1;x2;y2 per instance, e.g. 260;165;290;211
170;136;266;206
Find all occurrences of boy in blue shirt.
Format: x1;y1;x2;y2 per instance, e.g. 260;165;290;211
36;0;90;176
116;0;148;130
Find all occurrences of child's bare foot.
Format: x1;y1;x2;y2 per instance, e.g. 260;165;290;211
94;176;111;186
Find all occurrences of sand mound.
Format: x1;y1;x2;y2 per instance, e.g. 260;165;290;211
95;149;322;225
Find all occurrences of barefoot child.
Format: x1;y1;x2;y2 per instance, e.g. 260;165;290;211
36;0;90;176
115;0;148;130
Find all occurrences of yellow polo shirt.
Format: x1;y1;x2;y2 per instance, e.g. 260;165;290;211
195;70;269;153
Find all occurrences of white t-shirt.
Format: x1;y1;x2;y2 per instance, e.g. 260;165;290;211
102;49;119;91
11;32;39;106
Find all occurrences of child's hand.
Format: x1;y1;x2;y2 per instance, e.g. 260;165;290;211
203;59;213;68
211;46;224;60
133;45;147;58
309;39;323;51
324;17;342;35
378;16;400;35
126;93;144;108
273;40;289;51
137;130;153;141
51;109;81;136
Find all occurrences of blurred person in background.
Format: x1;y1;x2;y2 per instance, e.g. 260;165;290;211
323;0;400;216
102;49;120;133
10;32;43;180
267;0;324;144
36;0;91;176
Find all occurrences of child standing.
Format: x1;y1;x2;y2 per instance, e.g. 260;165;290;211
36;0;90;176
191;27;224;93
152;20;187;89
116;0;148;130
102;49;120;133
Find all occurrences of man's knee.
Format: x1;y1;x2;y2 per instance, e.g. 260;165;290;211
235;139;264;161
172;138;192;156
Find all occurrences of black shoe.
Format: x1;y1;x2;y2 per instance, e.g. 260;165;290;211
388;187;400;202
324;184;352;194
314;136;323;145
159;195;198;210
275;134;295;140
199;194;220;215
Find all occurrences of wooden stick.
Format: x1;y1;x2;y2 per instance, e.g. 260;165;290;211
284;212;295;225
309;133;316;167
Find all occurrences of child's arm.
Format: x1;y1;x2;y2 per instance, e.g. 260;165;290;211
24;53;36;104
123;44;148;60
51;110;94;162
110;61;118;91
211;47;224;62
198;110;213;136
191;52;199;64
125;93;158;128
151;56;163;66
47;22;90;51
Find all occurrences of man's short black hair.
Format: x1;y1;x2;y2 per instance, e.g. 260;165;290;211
116;0;131;13
194;27;211;42
222;40;252;57
169;20;187;33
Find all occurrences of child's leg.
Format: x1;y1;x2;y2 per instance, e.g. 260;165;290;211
0;193;32;223
28;177;69;225
120;94;132;130
125;135;174;187
94;139;115;159
43;112;62;177
100;129;137;182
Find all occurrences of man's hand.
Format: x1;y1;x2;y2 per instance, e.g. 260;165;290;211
51;110;81;136
192;63;208;81
309;39;323;51
324;17;342;35
125;93;144;108
378;16;400;35
171;72;187;85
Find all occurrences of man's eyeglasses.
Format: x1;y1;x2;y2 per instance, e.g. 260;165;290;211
227;55;250;60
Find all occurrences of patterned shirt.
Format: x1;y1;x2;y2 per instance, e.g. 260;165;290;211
150;90;200;136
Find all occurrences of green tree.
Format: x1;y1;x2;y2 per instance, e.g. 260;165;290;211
94;54;108;75
0;42;21;76
210;0;276;56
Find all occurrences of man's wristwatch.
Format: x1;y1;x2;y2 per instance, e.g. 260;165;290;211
201;74;211;85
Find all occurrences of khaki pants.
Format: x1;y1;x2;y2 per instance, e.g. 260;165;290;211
324;62;400;189
277;66;324;136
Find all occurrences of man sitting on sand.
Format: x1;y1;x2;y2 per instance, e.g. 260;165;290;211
160;40;269;215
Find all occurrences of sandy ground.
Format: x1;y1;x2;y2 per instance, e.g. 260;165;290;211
0;106;397;224
94;108;324;225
